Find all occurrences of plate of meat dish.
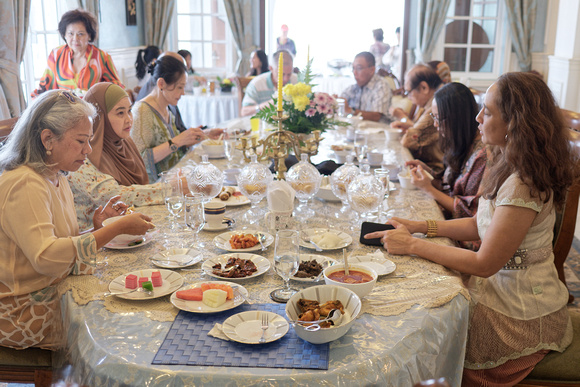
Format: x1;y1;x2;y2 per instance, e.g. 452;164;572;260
202;253;271;281
291;255;338;282
213;230;274;252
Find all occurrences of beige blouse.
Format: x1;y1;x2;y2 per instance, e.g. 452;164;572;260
0;166;96;349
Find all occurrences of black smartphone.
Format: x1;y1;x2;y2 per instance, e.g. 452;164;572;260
360;222;395;246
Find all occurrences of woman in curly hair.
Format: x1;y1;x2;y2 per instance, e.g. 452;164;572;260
366;72;578;386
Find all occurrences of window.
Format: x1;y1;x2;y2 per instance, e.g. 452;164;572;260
439;0;507;81
173;0;235;72
21;0;69;101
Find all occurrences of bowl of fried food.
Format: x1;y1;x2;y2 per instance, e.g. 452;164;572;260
285;285;362;344
201;139;225;158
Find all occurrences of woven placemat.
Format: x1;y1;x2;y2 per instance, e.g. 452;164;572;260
152;303;329;369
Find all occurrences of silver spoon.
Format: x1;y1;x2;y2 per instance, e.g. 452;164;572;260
103;287;152;297
303;235;323;252
288;309;342;331
255;233;267;251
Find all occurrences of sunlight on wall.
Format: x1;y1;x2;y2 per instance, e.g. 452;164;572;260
270;0;404;76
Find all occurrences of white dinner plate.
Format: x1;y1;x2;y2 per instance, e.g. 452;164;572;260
104;231;156;250
349;254;396;276
149;248;203;269
211;189;250;207
170;281;248;313
202;253;271;281
108;269;184;300
222;311;289;344
214;230;274;252
291;254;338;282
299;228;352;251
202;217;236;231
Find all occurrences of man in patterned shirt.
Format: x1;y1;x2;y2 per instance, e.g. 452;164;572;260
340;51;393;123
240;50;297;117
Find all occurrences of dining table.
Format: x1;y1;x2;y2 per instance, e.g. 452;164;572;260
176;91;239;128
58;120;470;386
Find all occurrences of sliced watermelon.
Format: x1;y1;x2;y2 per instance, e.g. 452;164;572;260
176;288;203;301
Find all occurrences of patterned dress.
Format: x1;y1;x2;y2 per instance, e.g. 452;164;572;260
67;159;165;230
465;173;573;369
0;166;96;349
31;44;124;97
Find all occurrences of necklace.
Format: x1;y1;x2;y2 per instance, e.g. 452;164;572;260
146;96;169;124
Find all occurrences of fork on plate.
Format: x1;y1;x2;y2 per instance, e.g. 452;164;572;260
259;313;269;343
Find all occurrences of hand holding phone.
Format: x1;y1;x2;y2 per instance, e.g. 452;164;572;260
360;222;395;246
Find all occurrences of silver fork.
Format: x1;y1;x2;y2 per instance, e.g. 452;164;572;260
102;288;152;297
259;313;269;343
255;233;267;251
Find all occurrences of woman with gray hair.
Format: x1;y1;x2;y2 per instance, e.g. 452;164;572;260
0;90;154;350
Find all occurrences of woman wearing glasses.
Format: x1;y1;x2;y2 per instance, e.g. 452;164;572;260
405;82;487;250
0;90;153;349
31;9;124;98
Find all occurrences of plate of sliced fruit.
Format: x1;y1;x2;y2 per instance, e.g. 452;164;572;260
170;281;249;313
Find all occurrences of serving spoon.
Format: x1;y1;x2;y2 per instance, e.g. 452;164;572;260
288;309;342;331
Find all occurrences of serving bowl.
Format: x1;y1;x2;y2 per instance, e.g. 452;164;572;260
323;263;378;299
285;285;362;344
201;139;225;157
397;172;417;190
102;216;143;244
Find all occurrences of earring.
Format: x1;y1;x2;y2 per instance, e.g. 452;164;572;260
46;150;52;156
504;134;508;142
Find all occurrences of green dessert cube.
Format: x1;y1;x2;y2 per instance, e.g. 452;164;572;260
142;281;153;291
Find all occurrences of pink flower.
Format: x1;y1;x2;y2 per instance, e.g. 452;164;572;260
313;93;327;105
305;108;317;117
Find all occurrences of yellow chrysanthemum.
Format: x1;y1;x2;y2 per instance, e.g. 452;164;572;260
292;95;310;111
283;82;311;98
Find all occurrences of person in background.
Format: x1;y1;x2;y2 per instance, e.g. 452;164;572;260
0;90;153;349
176;49;206;83
68;82;187;229
31;9;124;98
366;72;577;385
276;24;296;56
405;82;487;250
428;60;452;84
383;27;401;80
135;45;160;88
340;51;393;123
370;28;390;71
393;64;444;175
131;55;222;182
240;50;297;117
246;49;269;77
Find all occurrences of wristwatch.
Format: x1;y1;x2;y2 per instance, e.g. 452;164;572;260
168;139;178;153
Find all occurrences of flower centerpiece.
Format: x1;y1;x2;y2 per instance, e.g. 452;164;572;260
254;59;346;134
217;76;233;92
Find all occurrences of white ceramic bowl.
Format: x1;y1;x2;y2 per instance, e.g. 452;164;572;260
385;128;403;141
285;285;362;344
201;139;224;157
397;172;417;190
323;263;378;299
102;216;143;244
332;149;352;164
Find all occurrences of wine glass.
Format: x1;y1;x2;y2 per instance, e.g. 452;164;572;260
286;153;322;221
347;162;385;222
237;154;273;225
161;172;184;232
188;154;224;204
270;230;300;303
374;168;391;223
184;193;205;248
353;130;368;164
330;155;360;220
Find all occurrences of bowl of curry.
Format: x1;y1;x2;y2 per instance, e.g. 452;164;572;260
323;263;378;298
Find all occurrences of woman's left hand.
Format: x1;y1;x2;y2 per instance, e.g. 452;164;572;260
92;195;127;229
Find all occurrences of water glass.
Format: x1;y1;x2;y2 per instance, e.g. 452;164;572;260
353;130;368;164
374;168;391;222
184;193;205;248
270;230;300;303
162;173;183;231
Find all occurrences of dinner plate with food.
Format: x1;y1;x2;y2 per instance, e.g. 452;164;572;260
170;281;249;313
149;248;203;269
292;254;338;282
300;228;352;251
213;230;274;252
108;269;184;300
202;253;270;281
211;186;250;207
222;311;289;344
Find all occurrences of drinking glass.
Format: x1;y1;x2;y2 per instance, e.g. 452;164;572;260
270;230;300;303
162;172;184;231
374;168;391;222
353;130;368;164
184;193;205;248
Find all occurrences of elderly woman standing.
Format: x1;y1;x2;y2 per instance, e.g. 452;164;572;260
68;82;175;229
0;90;153;349
31;9;124;98
366;72;577;385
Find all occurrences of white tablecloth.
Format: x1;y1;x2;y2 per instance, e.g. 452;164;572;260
177;92;239;128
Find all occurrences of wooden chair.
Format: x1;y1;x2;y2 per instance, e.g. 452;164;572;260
232;76;253;114
0;116;18;142
0;346;53;386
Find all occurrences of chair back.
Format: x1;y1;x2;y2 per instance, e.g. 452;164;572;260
0;117;18;146
232;76;253;114
377;68;402;93
563;109;580;132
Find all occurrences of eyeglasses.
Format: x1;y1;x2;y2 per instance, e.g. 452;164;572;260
65;32;87;39
404;86;418;97
429;112;441;124
352;66;371;72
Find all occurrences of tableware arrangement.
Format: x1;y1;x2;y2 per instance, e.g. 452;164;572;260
348;253;396;276
104;232;155;250
285;154;322;220
102;215;144;245
323;263;378;299
398;170;417;190
150;248;203;269
374;168;391;222
160;171;184;231
270;230;300;303
202;253;271;280
210;189;250;207
299;228;352;251
330;155;360;220
221;310;289;344
347;163;385;221
108;269;184;300
366;151;384;166
170;281;249;313
204;201;226;228
291;254;337;282
353;129;368;164
188;154;224;203
236;154;273;225
202;217;236;231
213;230;274;252
285;285;362;344
184;193;206;247
201;139;225;158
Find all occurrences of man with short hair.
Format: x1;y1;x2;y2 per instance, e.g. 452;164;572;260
340;51;393;123
240;49;297;117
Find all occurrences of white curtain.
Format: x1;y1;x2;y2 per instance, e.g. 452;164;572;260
503;0;537;71
415;0;452;63
143;0;175;49
224;0;255;76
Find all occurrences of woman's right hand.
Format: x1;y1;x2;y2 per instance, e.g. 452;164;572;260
409;165;434;191
173;126;205;147
113;213;155;236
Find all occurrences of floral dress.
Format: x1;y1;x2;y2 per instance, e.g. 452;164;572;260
67;159;165;230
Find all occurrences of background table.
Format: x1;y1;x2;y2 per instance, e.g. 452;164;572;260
60;125;470;386
312;75;356;96
177;92;238;128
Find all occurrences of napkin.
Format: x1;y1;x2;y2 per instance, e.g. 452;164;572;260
208;323;230;341
267;180;295;212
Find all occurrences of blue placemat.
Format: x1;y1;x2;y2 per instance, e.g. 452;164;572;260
152;303;329;369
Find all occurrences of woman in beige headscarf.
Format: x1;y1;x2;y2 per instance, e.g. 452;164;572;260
68;82;183;229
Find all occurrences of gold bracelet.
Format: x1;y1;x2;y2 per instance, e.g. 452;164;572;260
426;219;437;238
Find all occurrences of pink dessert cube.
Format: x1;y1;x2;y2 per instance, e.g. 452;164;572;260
138;277;148;287
125;274;138;289
151;271;163;287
